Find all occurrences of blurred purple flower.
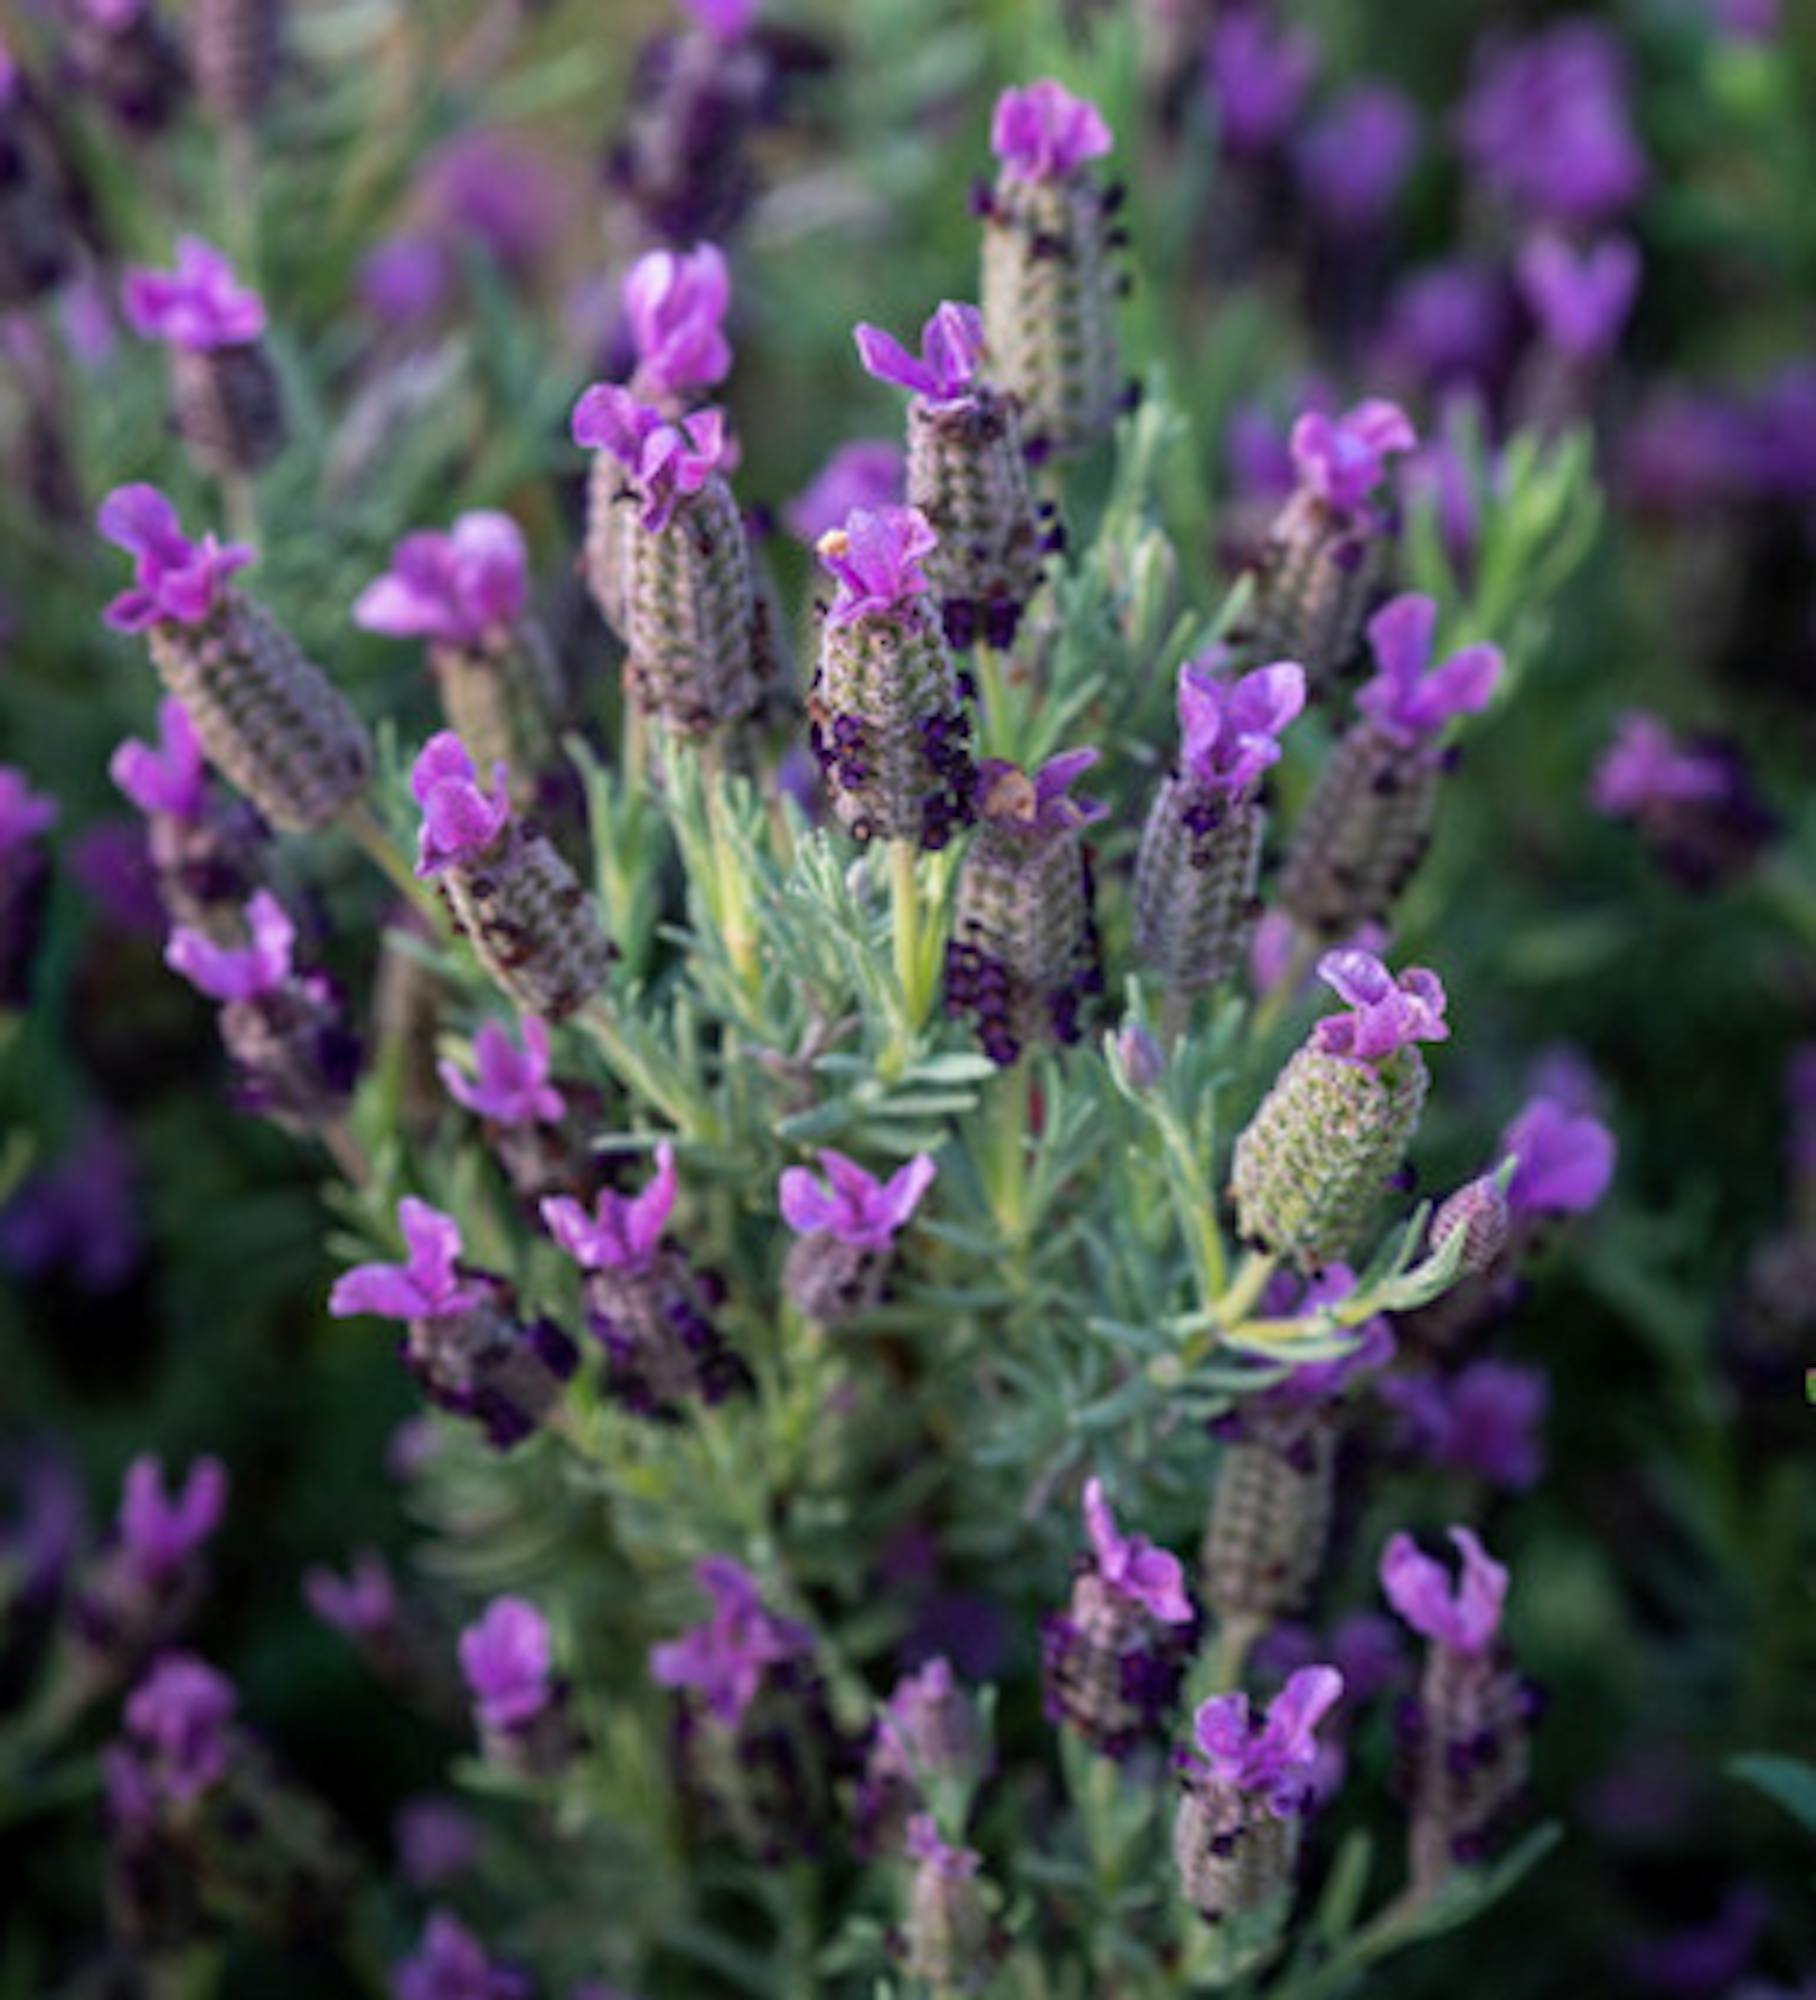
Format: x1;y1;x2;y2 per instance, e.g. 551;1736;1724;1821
394;1796;481;1888
571;387;733;532
1184;1665;1343;1815
119;1454;227;1583
681;0;758;42
854;302;984;407
112;698;208;823
1290;400;1416;515
1297;84;1418;230
990;79;1112;183
625;242;732;402
975;749;1108;838
411;732;511;876
460;1595;554;1731
1207;9;1319;158
0;1121;143;1293
123;237;265;349
357;234;453;329
649;1556;813;1724
0;767;55;850
393;1911;532;2000
1312;950;1448;1063
1499;1097;1616;1218
1380;1525;1506;1656
1620;1886;1772;1996
355;513;528;649
778;1149;937;1249
304;1550;397;1638
542;1143;677;1275
1356;594;1501;747
98;485;251;633
440;1016;565;1128
330;1198;487;1322
1082;1476;1192;1623
1517;232;1640;362
817;505;938;626
1378;260;1516;392
1176;657;1305;795
423;131;572;277
1591;712;1728;817
70;820;161;935
785;439;903;543
166;890;294;1001
1380;1360;1548;1490
123;1652;236;1802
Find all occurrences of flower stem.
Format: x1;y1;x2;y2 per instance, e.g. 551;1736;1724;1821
1203;1610;1264;1694
889;837;925;1034
1216;1249;1279;1330
984;1058;1033;1247
341;802;444;927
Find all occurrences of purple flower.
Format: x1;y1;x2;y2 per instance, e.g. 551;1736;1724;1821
1459;20;1647;225
118;1454;228;1583
123;237;265;350
905;1811;981;1877
0;1122;142;1293
1207;10;1319;158
1380;1361;1548;1490
1516;232;1640;362
423;131;572;276
354;514;528;650
974;749;1109;835
1227;403;1299;504
1311;950;1448;1063
357;234;453;328
817;506;939;627
440;1017;565;1128
778;1149;937;1250
394;1796;481;1888
1185;1665;1344;1815
785;440;904;544
1355;595;1502;747
98;485;252;633
1296;84;1419;230
1591;712;1728;817
1499;1098;1616;1218
1379;1525;1507;1656
648;1556;813;1724
329;1198;488;1322
111;698;207;823
459;1596;554;1731
0;768;56;849
854;303;984;408
990;79;1113;183
681;0;757;43
303;1550;397;1637
393;1911;532;2000
542;1143;677;1275
570;386;733;532
1176;657;1305;795
165;890;294;1002
625;242;732;401
1377;259;1516;391
411;732;511;877
123;1652;236;1802
1082;1477;1192;1624
1290;399;1416;515
72;821;162;936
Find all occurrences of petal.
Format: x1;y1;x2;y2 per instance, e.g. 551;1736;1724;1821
1447;1527;1509;1653
1193;1691;1253;1765
1346;398;1417;456
97;483;182;559
410;731;477;806
1317;947;1394;1009
1229;661;1306;740
879;1153;938;1230
853;322;936;398
626;1142;678;1261
328;1263;426;1320
1365;594;1437;687
919;301;984;396
778;1166;840;1237
1081;1476;1120;1570
540;1195;598;1267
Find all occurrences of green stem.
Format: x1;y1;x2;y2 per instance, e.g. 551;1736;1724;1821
1249;928;1319;1044
341;802;444;927
984;1058;1033;1247
890;837;925;1033
973;641;1016;758
1203;1611;1264;1694
1216;1249;1279;1327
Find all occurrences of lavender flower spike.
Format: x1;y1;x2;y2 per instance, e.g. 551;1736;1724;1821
811;506;976;850
393;1912;532;2000
123;237;286;477
1174;1666;1342;1926
120;1454;229;1582
1135;657;1305;996
439;1017;566;1128
858;303;1048;648
574;386;761;733
543;1147;750;1417
408;733;610;1022
98;485;371;833
625;241;732;407
1381;1527;1536;1899
1516;232;1640;363
1282;597;1500;937
1042;1477;1194;1758
1232;952;1445;1266
779;1150;938;1325
980;81;1122;458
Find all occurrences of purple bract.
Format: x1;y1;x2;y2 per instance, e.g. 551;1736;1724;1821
440;1017;566;1128
0;768;56;850
1185;1664;1344;1815
118;1453;228;1581
330;1198;488;1322
1516;232;1640;362
165;891;295;1002
625;242;732;401
1289;400;1416;515
1312;950;1448;1063
123;1652;237;1802
648;1556;813;1725
459;1595;554;1731
1380;1360;1548;1491
1082;1477;1192;1624
111;698;207;823
778;1149;937;1250
123;236;265;350
817;506;939;627
1380;1525;1507;1656
1297;84;1419;230
854;303;984;408
1355;594;1502;746
1499;1097;1616;1218
974;749;1109;836
355;513;528;650
393;1910;532;2000
541;1143;677;1276
570;385;733;532
1591;712;1729;817
98;484;252;633
990;79;1112;183
304;1550;398;1637
1207;10;1319;159
411;732;511;877
786;440;904;544
1176;656;1305;796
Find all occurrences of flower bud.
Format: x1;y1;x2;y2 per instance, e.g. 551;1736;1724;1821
1430;1174;1512;1277
902;1816;995;1995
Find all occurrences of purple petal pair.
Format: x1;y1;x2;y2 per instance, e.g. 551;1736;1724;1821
1312;950;1449;1064
98;485;251;632
354;513;528;651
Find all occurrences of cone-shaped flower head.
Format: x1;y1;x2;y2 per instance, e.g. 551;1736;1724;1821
1429;1173;1513;1276
1380;1527;1507;1658
123;1652;236;1803
99;485;251;632
990;79;1112;183
1290;400;1416;517
118;1454;228;1582
542;1143;677;1278
819;506;939;627
111;698;208;822
123;236;265;349
329;1198;488;1322
649;1556;814;1725
625;241;732;403
571;385;732;533
780;1150;936;1251
1355;596;1501;748
355;513;527;651
1516;232;1639;362
440;1017;565;1128
855;303;985;410
1185;1667;1344;1816
1499;1098;1615;1219
1311;948;1449;1063
459;1596;553;1731
410;733;510;878
164;889;293;1001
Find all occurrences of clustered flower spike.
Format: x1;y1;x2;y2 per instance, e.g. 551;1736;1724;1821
818;506;940;627
165;889;295;1001
1355;595;1502;746
975;749;1109;836
123;235;265;349
411;732;511;876
459;1596;553;1731
119;1453;228;1580
625;241;732;402
1083;1477;1193;1624
779;1150;937;1250
1312;950;1449;1062
854;303;985;408
1290;399;1417;515
98;485;252;632
990;78;1113;183
1380;1526;1508;1656
329;1198;488;1322
648;1556;813;1725
1516;232;1640;363
1177;658;1306;796
354;513;528;651
571;385;732;531
440;1017;565;1128
1499;1097;1616;1218
541;1143;678;1276
111;698;207;822
1187;1665;1344;1815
